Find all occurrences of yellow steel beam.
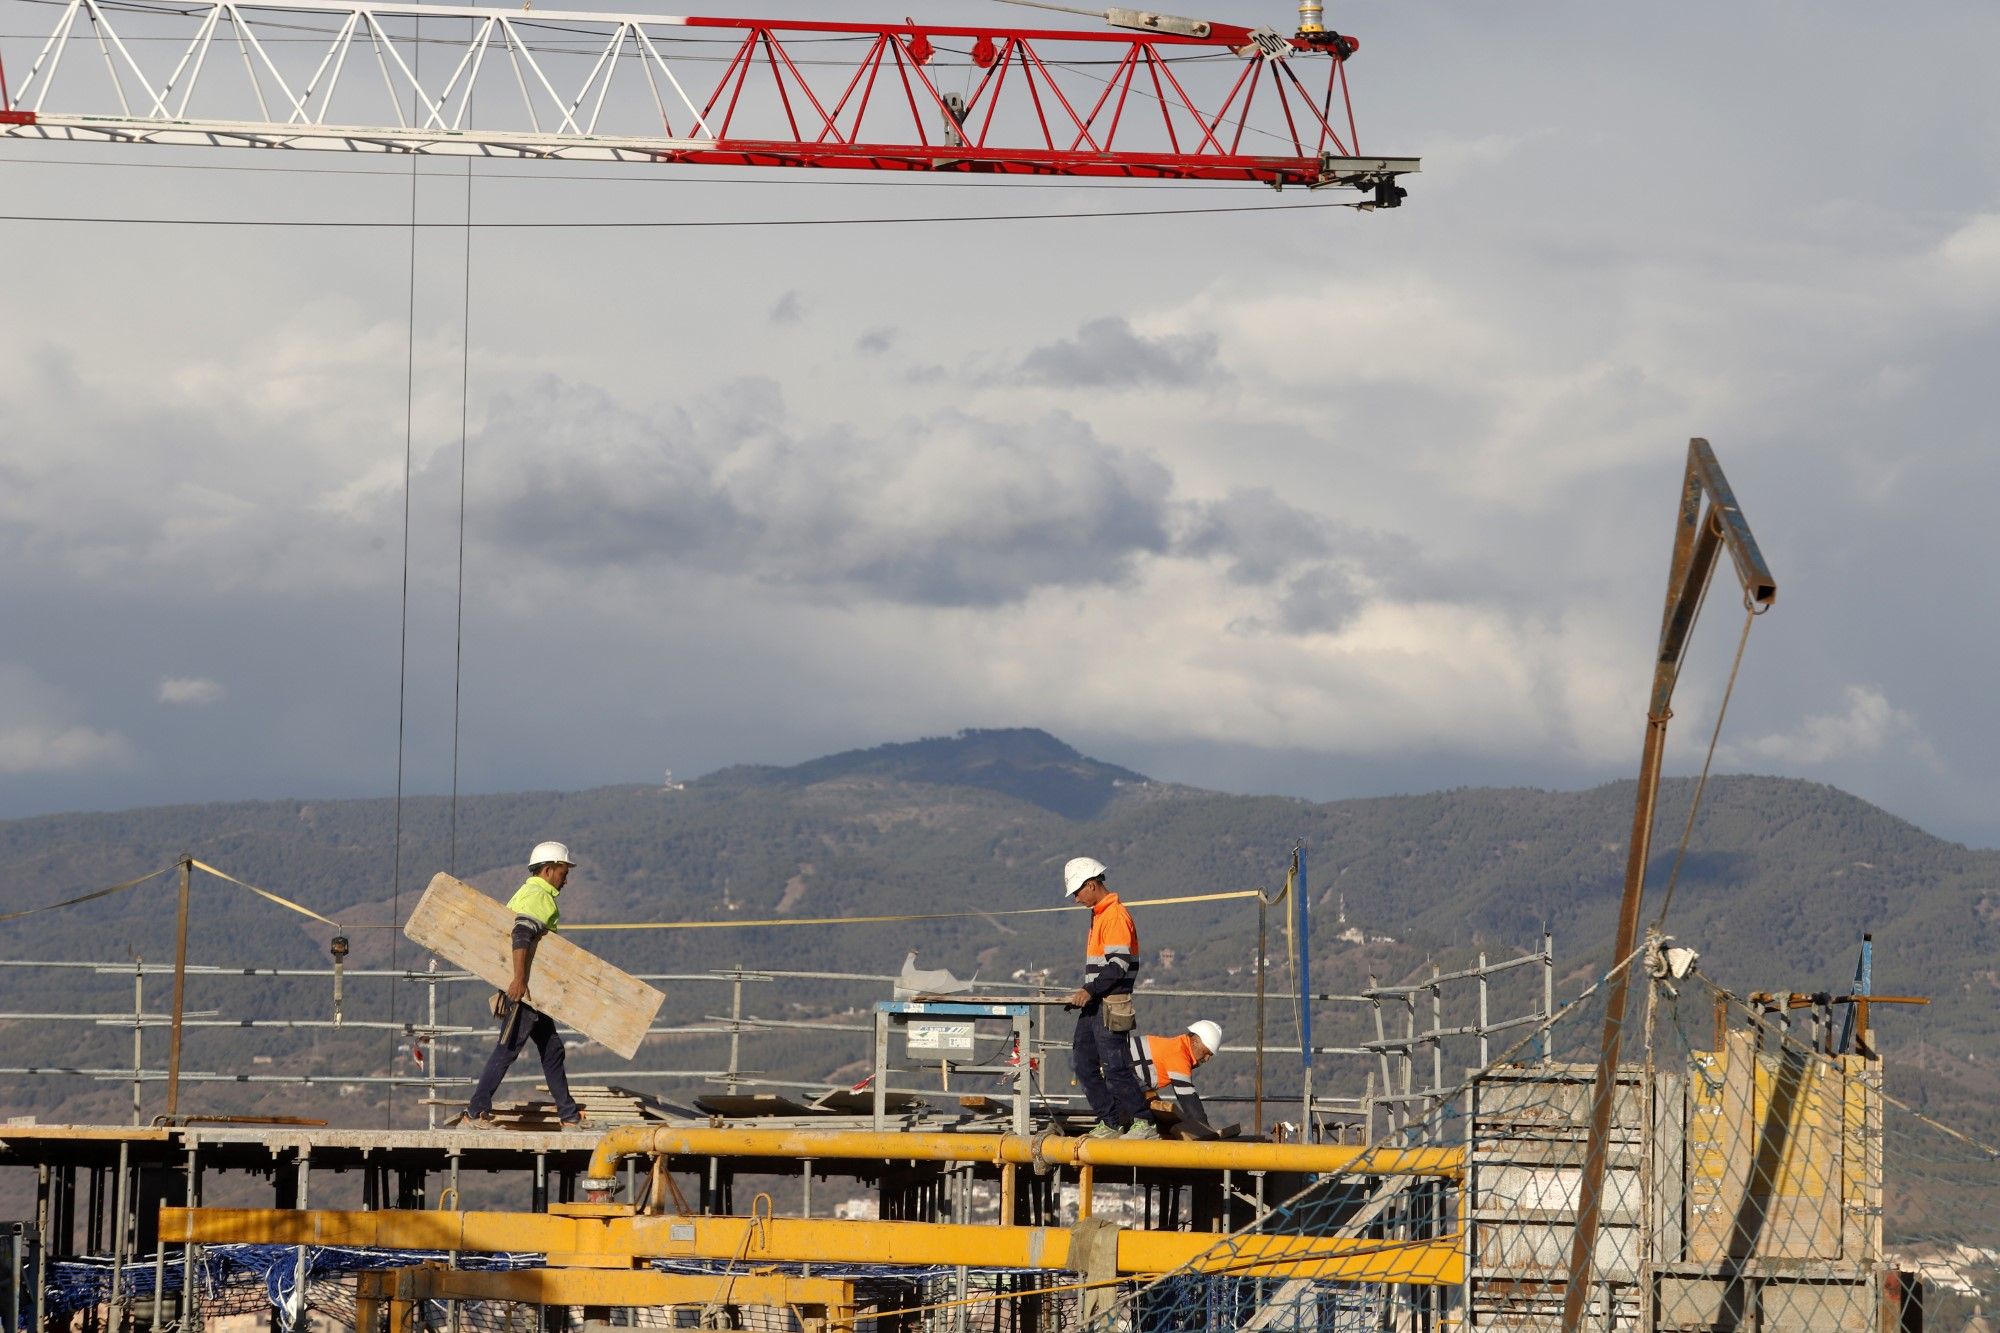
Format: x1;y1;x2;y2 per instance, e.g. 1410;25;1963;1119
160;1208;1462;1285
579;1126;1461;1189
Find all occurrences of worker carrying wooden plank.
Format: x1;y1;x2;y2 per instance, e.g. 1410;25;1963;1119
1128;1020;1222;1137
465;841;587;1129
1061;856;1155;1139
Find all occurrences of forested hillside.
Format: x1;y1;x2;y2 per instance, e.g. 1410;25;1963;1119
0;727;1991;1136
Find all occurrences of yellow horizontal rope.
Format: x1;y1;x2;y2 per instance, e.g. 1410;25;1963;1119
190;858;343;928
0;864;174;923
568;887;1261;932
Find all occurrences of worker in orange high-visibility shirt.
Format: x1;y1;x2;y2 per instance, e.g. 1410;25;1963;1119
1061;856;1152;1138
1128;1019;1222;1136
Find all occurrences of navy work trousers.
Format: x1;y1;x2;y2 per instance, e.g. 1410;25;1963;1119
467;1001;580;1121
1071;1002;1149;1129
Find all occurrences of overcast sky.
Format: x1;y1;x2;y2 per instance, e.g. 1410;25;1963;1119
1;1;1997;845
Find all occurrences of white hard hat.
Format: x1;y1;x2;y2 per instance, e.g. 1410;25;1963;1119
529;841;574;868
1187;1020;1223;1054
1063;856;1108;898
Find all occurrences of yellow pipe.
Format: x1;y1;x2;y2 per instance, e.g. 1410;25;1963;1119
581;1126;1460;1191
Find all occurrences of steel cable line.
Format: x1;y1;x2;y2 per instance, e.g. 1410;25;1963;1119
0;198;1367;226
383;0;423;1131
0;152;1264;189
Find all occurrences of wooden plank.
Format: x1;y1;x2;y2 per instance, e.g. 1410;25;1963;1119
693;1094;822;1118
404;872;665;1060
810;1089;925;1116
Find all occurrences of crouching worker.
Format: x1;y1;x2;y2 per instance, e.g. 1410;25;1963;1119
1129;1020;1222;1137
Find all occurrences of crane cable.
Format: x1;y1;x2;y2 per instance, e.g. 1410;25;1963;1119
384;0;423;1130
1649;601;1758;930
0;199;1373;228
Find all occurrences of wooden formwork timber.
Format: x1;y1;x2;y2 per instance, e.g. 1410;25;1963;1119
403;872;664;1059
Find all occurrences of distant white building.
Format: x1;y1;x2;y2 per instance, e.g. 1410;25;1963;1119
662;769;686;791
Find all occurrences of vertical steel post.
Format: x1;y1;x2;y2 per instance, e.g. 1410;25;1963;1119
34;1164;50;1333
1254;893;1267;1138
132;962;144;1127
151;1230;165;1331
1032;1000;1046;1101
108;1141;129;1333
727;968;744;1095
1477;952;1490;1069
1402;992;1415;1105
872;1011;890;1131
1542;930;1555;1064
166;858;192;1118
183;1144;201;1333
426;963;439;1130
1429;966;1443;1103
446;1150;462;1333
1368;979;1391;1134
1301;1065;1312;1142
289;1149;310;1333
1012;1009;1031;1134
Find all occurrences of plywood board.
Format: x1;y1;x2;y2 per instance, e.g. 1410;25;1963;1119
404;873;664;1060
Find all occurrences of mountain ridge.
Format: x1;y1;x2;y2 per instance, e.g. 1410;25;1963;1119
695;726;1154;819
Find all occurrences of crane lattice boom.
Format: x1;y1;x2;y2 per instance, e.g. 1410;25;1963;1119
0;0;1416;189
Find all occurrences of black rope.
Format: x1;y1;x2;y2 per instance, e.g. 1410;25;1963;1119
1653;602;1757;928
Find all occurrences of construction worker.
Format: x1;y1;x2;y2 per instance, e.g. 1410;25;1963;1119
1061;856;1154;1139
1129;1020;1222;1136
465;842;587;1130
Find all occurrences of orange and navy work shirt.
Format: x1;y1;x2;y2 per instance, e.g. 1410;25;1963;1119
1082;892;1139;998
1128;1032;1199;1093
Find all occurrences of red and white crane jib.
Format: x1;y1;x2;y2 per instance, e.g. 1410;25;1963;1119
0;0;1418;192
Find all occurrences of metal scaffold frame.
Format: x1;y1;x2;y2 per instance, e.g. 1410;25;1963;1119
0;941;1559;1134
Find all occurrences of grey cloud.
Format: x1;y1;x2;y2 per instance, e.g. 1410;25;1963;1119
768;291;806;325
1017;316;1225;389
1273;568;1364;634
0;664;132;775
468;379;1175;607
1171;488;1428;638
157;676;225;706
1175;488;1334;584
467;377;1441;620
856;328;896;355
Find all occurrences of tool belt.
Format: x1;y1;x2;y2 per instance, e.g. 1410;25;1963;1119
1101;993;1137;1033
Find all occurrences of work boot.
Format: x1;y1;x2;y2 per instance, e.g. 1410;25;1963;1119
461;1113;497;1132
1121;1120;1161;1140
560;1110;592;1131
1085;1122;1120;1139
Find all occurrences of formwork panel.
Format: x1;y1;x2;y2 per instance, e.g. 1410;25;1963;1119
1759;1278;1875;1332
404;872;666;1059
1469;1067;1647;1330
1687;1033;1846;1264
1655;1273;1731;1329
